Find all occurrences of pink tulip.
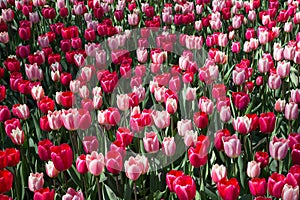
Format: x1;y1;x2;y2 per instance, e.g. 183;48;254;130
86;151;105;176
275;99;286;112
185;87;197;101
269;136;289;160
152;110;170;129
285;102;298;120
291;89;300;104
211;164;227;183
246;161;261;178
184;130;198;147
276;61;290;78
31;85;45;101
166;98;178;114
124;155;148;181
105;150;123;175
47;110;62;130
233;116;252;134
62;188;84;200
249;178;267;196
231;42;240;53
177;119;192;136
162;137;176;157
219;106;231;123
45;161;59;178
28;172;44;192
198;97;213;115
268;74;281;89
83;136;99;154
143;132;159;153
25;63;43;81
61;109;79;131
282;184;299;200
136;48;148;63
12;104;30;120
232;69;245;85
9;127;25;145
223;135;241;158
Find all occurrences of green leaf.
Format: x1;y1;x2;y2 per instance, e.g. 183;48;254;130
32;115;42;141
238;156;245;189
204;187;218;199
67;165;83;188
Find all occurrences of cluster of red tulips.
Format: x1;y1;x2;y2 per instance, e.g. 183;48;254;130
1;0;300;199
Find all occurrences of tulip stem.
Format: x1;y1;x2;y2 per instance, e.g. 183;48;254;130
97;176;102;200
134;181;138;200
115;175;119;194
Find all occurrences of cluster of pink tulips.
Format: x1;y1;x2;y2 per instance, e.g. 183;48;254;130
1;0;300;199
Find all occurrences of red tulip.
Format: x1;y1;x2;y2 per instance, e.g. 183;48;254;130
33;188;55;200
214;129;231;151
100;72;118;93
232;92;250;110
4;57;20;72
50;144;73;171
4;118;21;136
0;106;10;122
166;170;185;192
38;139;53;161
5;148;20;167
217;178;240;200
0;150;6;169
188;135;210;168
193;111;209;129
249;178;267;196
259;112;276;134
267;172;285;198
0;194;12;200
60;91;75;108
76;154;88;174
173;175;196;200
37;97;55;114
40;116;51;132
254;151;269;168
0;169;13;193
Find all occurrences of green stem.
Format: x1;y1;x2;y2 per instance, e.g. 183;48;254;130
97;176;102;200
134;181;138;200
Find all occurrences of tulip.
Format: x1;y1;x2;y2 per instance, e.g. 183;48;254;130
45;161;59;178
143;132;159;153
292;144;300;165
105;150;123;175
5;148;20;167
188;135;210;167
233;116;252;134
184;130;198;147
193;111;209;129
267;172;285;198
28;172;44;192
198;97;214;115
9;127;25;145
116;127;133;147
62;188;84;200
177;119;192;137
166;170;184;192
162;137;176;157
282;184;299;200
274;99;286;112
232;92;250;110
82;136;99;154
291;89;300;104
61;108;80;131
124;155;148;181
86;151;105;176
254;151;269;168
277;61;290;78
214;129;231;151
173;175;196;200
259;112;276;134
248;178;267;196
0;194;12;200
285;102;298;120
217;178;240;200
75;154;88;174
38;139;53;161
185;87;197;101
0;105;10;122
152;110;170;129
117;94;130;111
269;136;289;160
246;161;261;178
211;164;227;184
50;143;73;171
268;74;281;89
223;135;241;158
33;188;55;200
0;150;6;169
0;169;13;193
37;97;55;114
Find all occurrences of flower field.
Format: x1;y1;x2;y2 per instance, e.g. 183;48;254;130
1;0;300;199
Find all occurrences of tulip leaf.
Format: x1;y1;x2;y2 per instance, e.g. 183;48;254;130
204;186;218;199
67;165;83;188
32;115;42;141
103;184;119;200
238;156;246;189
